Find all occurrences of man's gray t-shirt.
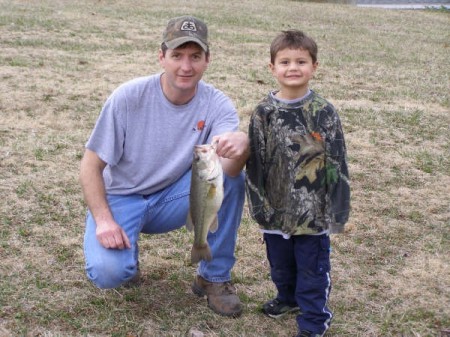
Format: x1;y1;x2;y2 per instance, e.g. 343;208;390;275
86;73;239;195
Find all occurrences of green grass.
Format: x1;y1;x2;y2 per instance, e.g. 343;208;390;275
1;0;449;336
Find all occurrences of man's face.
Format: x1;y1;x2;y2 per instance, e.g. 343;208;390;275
159;42;209;95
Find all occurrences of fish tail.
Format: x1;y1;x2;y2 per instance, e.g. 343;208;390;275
191;244;212;264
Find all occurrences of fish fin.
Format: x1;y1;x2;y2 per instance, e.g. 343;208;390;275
186;212;194;232
191;244;212;264
207;184;216;199
210;217;219;233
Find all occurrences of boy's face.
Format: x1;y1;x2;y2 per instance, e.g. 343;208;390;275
270;48;318;97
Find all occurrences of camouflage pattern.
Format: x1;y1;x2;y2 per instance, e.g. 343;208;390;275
245;91;350;235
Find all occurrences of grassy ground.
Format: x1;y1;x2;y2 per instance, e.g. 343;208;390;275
0;1;449;336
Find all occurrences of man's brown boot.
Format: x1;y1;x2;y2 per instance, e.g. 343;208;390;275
192;275;242;317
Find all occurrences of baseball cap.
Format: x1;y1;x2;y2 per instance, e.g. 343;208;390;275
163;16;208;52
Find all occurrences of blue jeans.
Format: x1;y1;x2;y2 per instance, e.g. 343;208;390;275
84;170;245;289
264;233;333;335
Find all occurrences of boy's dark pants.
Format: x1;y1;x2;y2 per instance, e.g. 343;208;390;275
264;233;333;335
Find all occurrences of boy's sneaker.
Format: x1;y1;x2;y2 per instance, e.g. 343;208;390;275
296;331;311;337
262;298;299;319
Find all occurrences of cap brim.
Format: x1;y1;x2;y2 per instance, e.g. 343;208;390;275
164;36;208;52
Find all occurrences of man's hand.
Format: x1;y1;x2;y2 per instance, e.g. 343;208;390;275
96;220;131;250
212;131;250;177
80;149;131;250
212;131;249;159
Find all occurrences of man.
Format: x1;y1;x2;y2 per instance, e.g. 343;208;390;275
80;15;249;318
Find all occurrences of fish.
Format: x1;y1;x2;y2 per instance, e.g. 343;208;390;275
186;143;224;264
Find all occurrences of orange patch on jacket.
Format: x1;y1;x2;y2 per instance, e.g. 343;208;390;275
311;131;322;142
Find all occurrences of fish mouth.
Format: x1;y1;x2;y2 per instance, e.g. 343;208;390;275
193;145;204;161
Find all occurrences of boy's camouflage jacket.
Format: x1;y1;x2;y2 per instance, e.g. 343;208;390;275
245;91;350;235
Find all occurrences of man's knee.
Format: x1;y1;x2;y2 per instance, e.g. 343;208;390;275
220;172;245;221
224;171;245;193
86;261;138;289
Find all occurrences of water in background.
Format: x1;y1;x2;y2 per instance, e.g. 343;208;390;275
293;0;450;9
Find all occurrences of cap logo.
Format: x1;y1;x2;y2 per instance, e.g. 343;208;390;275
180;21;197;32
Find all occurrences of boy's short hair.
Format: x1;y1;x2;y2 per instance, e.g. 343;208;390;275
270;30;318;64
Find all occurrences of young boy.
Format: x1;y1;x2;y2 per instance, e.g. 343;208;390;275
245;30;350;337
